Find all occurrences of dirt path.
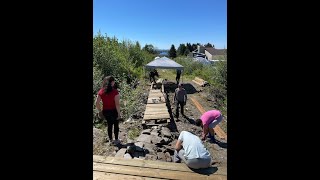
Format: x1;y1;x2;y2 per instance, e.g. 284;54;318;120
93;79;227;169
164;80;227;168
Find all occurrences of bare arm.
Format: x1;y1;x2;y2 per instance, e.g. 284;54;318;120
173;89;177;102
175;139;183;152
114;94;121;119
202;126;209;140
95;95;102;112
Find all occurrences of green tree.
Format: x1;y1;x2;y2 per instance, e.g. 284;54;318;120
177;44;187;56
168;44;177;58
204;43;214;48
191;43;197;51
186;43;192;52
142;44;156;54
185;48;190;56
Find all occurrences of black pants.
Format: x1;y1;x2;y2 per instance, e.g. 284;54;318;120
175;101;184;118
102;109;119;140
176;75;180;84
150;75;156;83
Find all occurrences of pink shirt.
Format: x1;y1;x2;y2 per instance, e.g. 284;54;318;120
201;110;221;128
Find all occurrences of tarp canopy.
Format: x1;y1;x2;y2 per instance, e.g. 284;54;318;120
145;56;184;70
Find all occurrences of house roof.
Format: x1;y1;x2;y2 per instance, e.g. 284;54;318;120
205;47;226;56
145;56;184;70
193;57;211;65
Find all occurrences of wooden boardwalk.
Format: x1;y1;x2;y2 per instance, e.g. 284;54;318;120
143;84;170;124
93;155;227;180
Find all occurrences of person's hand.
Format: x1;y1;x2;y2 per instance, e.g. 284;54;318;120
117;116;122;121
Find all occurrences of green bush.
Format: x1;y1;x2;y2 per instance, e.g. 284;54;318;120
93;33;155;124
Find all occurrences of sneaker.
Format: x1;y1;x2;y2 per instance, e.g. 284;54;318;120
113;139;121;145
209;136;216;143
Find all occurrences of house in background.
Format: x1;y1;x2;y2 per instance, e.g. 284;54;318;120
191;45;226;60
204;47;226;60
193;56;211;65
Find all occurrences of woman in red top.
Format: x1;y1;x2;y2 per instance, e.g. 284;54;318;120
95;76;121;144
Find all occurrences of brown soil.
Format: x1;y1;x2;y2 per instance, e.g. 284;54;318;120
93;79;227;168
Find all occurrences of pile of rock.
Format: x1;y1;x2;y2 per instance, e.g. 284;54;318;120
114;125;177;162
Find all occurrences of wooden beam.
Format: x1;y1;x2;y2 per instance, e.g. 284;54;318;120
143;114;170;120
146;104;167;108
145;107;167;110
144;112;169;115
93;162;227;180
93;156;227;175
94;171;163;180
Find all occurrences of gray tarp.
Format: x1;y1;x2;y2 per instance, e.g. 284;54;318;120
145;56;184;70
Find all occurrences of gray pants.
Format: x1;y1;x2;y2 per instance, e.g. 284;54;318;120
174;149;211;169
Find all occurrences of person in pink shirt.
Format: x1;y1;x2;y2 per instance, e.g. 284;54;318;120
195;110;223;142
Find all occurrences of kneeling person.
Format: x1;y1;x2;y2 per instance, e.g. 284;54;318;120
174;131;211;169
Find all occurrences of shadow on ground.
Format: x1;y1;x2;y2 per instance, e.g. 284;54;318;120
164;82;198;94
190;166;218;175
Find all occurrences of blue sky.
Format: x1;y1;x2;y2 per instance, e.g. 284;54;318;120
93;0;226;50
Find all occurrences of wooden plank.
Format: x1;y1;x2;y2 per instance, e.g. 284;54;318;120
190;97;227;140
144;111;168;115
150;89;162;93
146;104;168;107
143;114;170;120
93;156;188;172
195;77;205;82
146;104;167;107
147;100;166;104
149;90;163;93
144;111;169;114
93;156;227;175
144;108;168;111
145;108;168;111
93;171;163;180
93;162;227;180
148;96;165;99
148;94;164;97
148;94;165;97
147;98;166;102
145;108;168;112
192;80;203;86
145;105;167;109
144;109;168;114
144;114;169;118
213;125;227;140
148;96;165;100
144;116;170;120
149;91;164;94
145;107;168;110
144;111;169;115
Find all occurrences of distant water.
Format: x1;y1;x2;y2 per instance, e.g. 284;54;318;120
159;51;168;55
